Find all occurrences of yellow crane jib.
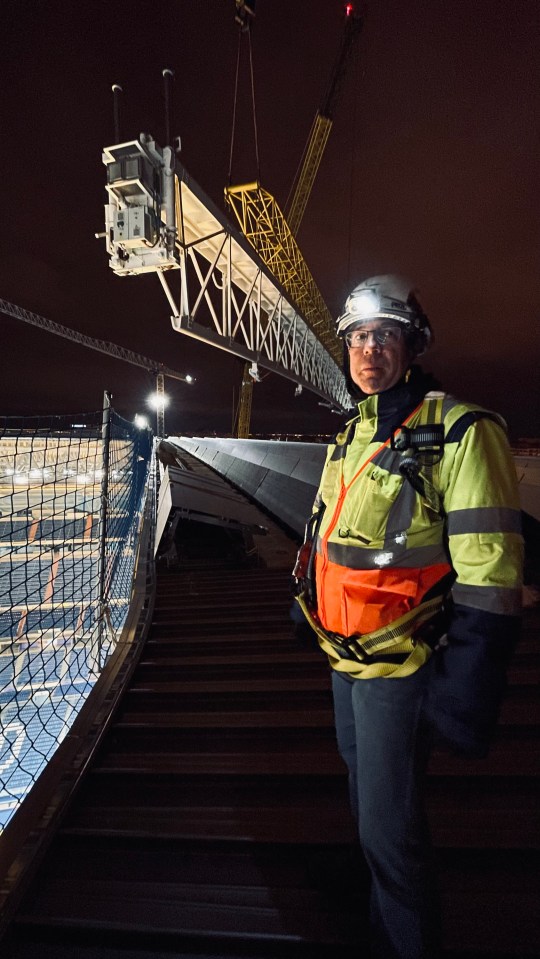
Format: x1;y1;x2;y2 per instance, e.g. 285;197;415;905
286;5;363;237
285;115;332;239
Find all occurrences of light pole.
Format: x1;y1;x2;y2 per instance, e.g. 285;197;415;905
147;374;169;437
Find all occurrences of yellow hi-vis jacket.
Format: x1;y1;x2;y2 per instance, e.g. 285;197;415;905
296;376;523;753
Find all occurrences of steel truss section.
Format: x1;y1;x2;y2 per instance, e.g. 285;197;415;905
225;182;340;365
162;162;349;410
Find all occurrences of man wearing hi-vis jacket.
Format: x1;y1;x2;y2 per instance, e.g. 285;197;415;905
294;275;523;959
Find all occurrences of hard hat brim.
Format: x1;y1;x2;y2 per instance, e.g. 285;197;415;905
336;312;413;336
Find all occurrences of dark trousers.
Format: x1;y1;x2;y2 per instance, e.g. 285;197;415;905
332;661;440;959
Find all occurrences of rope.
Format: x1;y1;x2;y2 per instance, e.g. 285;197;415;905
248;26;261;182
228;23;260;186
346;41;360;287
228;29;242;186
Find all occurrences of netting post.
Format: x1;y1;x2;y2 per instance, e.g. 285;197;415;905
97;391;112;670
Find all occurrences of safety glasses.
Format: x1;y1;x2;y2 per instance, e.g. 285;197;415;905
344;326;403;349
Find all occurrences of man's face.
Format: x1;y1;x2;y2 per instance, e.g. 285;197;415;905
347;320;410;395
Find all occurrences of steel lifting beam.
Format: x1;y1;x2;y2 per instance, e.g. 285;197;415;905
102;138;348;411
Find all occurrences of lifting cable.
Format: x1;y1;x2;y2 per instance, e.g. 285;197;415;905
346;41;360;287
248;27;261;182
228;30;242;185
228;21;261;185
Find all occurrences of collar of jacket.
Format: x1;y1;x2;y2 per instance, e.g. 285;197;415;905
351;365;442;444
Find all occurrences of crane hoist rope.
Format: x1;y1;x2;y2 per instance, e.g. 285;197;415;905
228;7;260;187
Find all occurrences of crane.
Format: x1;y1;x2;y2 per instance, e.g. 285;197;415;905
0;298;194;436
228;4;362;436
286;4;363;236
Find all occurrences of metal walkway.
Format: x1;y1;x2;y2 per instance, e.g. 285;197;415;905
1;453;538;958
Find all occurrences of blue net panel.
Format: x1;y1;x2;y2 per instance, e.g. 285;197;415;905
0;411;152;831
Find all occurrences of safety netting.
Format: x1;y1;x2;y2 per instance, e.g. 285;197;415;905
0;411;153;831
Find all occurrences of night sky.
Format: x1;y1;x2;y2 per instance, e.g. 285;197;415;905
1;0;539;439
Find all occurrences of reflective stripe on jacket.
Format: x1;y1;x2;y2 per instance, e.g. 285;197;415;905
301;385;523;685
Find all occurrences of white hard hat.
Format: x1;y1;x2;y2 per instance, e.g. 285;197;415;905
336;275;433;355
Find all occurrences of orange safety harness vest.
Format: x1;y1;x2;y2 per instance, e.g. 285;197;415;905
295;395;502;674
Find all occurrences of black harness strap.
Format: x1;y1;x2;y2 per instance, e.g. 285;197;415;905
393;410;503;515
445;410;503;444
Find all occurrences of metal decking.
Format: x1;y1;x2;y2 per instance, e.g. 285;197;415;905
1;453;538;959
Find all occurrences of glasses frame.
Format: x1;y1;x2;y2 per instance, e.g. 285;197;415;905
344;326;404;349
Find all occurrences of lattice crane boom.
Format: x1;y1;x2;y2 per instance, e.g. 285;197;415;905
286;5;363;236
0;298;193;384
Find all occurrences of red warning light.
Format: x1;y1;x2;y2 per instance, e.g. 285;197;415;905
345;3;354;16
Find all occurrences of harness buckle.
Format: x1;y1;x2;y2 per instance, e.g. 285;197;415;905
391;426;411;452
327;631;371;662
392;423;445;455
